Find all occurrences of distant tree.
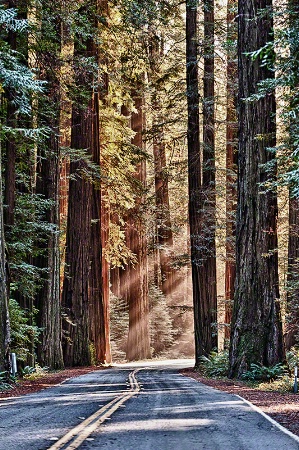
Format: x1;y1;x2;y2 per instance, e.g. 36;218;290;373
148;33;175;298
229;0;284;377
126;94;151;361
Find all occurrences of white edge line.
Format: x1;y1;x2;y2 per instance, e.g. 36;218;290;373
235;394;299;444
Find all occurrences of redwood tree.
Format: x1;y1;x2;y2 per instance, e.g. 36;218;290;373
224;0;238;341
186;0;217;364
62;5;96;366
0;140;10;373
201;0;217;350
34;0;64;369
149;34;174;298
126;95;151;361
88;0;111;363
229;0;284;377
284;0;299;350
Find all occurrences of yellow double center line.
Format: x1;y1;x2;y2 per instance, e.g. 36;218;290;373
48;370;140;450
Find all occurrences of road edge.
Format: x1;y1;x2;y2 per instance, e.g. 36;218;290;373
235;394;299;443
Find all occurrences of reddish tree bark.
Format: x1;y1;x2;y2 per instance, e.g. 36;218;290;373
62;6;96;367
126;95;151;361
149;35;175;298
229;0;284;377
224;0;238;341
201;0;217;350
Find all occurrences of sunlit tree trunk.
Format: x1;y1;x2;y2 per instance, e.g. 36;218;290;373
126;95;151;361
201;0;217;350
286;198;299;349
90;0;112;364
285;0;299;350
62;6;96;367
149;35;174;298
224;0;238;342
229;0;284;377
89;70;111;363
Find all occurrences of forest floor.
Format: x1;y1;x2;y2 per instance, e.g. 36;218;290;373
0;364;298;438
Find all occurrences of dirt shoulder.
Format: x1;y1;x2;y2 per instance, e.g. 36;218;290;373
182;368;299;438
0;366;100;399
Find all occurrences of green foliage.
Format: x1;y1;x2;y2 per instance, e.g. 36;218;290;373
149;284;175;356
9;299;40;362
0;371;16;391
286;347;299;370
257;376;294;393
110;293;129;361
241;363;287;382
198;351;229;378
6;192;56;300
20;364;48;380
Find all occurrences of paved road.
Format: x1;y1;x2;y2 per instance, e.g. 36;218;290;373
0;359;298;450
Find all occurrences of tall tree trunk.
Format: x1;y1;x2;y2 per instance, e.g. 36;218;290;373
0;136;10;373
34;1;64;369
126;95;151;361
62;6;96;367
149;36;174;297
285;0;299;350
201;0;217;350
224;0;238;341
186;0;217;363
90;0;112;364
286;197;299;349
186;0;203;363
229;0;284;377
89;77;111;363
4;0;17;232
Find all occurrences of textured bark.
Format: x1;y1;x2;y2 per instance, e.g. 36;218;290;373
186;1;203;362
62;8;96;367
0;138;10;373
224;0;238;341
126;96;151;361
149;35;175;298
89;0;111;364
201;0;217;349
4;0;17;230
89;117;111;364
285;0;299;350
186;0;217;363
34;2;64;370
229;0;284;377
285;198;299;349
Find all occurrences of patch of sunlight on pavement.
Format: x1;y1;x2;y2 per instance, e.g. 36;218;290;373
114;359;195;368
102;418;215;432
152;400;248;414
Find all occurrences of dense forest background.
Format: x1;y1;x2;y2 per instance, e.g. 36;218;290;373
0;0;299;378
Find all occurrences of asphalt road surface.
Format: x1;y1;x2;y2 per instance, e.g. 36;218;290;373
0;359;298;450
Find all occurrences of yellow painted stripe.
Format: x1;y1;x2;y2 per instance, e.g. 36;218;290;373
48;370;140;450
